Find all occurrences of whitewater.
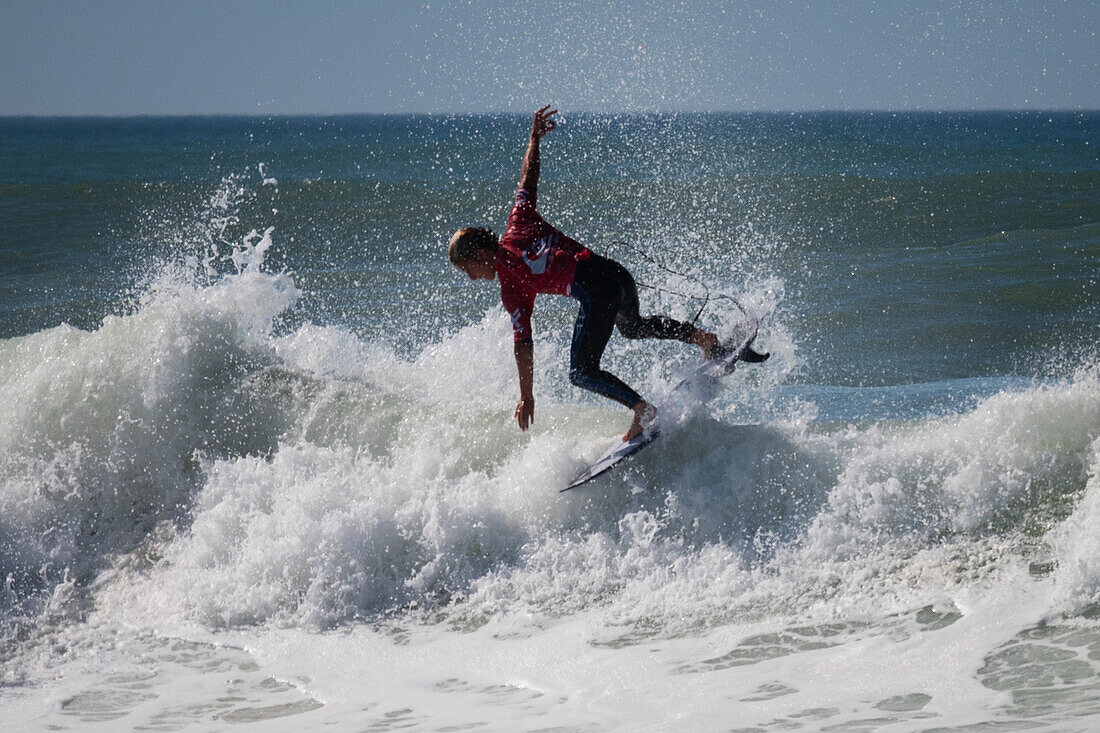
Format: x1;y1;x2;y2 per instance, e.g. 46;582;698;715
1;233;1097;730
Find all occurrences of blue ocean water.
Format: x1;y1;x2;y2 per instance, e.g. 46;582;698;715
1;112;1099;730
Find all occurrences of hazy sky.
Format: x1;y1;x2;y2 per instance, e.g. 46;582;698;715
1;0;1097;115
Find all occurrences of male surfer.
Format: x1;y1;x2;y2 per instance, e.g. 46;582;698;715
448;105;723;442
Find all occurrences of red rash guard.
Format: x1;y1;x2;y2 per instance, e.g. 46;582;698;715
495;188;591;342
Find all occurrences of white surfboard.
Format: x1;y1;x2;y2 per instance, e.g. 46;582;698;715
561;427;661;492
670;320;762;397
562;322;767;492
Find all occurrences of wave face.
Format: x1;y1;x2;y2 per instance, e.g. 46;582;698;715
1;112;1098;730
83;308;1099;634
0;234;297;620
4;257;1097;636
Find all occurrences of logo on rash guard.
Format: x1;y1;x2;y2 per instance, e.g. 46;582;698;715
509;307;527;336
523;234;553;274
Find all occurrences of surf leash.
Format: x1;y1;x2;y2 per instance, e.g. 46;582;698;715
605;239;751;327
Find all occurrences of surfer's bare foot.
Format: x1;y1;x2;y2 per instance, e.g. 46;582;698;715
691;329;720;359
624;400;657;442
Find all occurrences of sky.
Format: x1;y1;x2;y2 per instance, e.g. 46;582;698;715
1;0;1097;115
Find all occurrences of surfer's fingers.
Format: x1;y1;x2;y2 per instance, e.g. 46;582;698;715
514;398;534;431
532;107;557;137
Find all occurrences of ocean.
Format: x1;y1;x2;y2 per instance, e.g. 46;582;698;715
1;111;1098;731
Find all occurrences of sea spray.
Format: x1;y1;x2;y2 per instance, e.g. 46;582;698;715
0;227;297;626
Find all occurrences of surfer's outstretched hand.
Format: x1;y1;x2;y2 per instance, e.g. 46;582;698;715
515;397;535;431
531;105;557;139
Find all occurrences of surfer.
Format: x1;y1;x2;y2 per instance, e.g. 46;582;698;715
449;104;721;442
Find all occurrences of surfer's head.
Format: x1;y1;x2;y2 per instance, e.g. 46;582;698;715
449;227;498;281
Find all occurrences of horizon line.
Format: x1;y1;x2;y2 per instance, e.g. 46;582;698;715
1;107;1098;120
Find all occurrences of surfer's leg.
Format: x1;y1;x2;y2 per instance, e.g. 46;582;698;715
613;267;695;342
568;275;642;409
608;259;719;354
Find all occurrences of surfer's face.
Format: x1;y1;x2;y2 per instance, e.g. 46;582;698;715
455;251;496;281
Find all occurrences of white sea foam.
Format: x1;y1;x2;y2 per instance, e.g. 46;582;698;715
4;254;1100;730
1050;429;1100;614
52;261;1091;643
0;234;297;624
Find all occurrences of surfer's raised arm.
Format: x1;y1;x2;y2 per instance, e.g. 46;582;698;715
518;105;557;192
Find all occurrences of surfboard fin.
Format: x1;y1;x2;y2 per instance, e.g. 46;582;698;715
741;346;770;363
708;340;769;364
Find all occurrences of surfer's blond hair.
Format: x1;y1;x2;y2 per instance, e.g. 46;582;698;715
448;227;497;265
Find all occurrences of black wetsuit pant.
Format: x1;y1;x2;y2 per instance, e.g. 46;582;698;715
568;254;696;408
